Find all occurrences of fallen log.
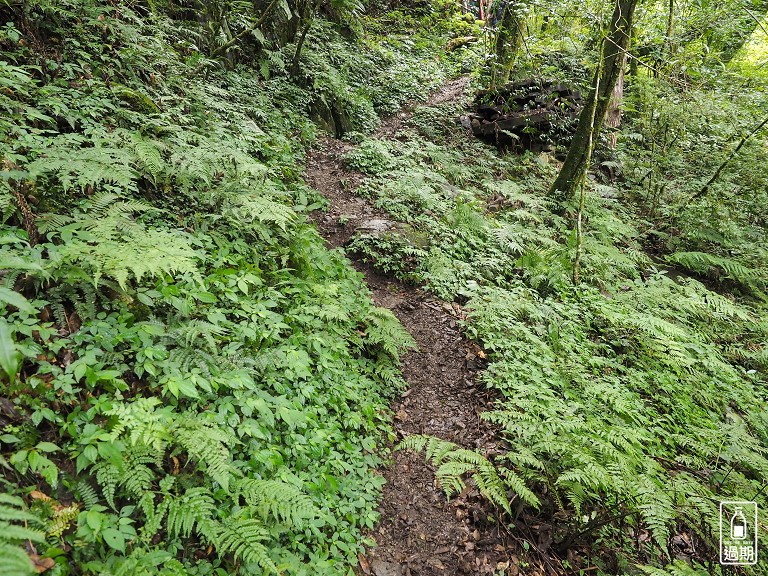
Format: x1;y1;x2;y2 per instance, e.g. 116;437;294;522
462;79;584;151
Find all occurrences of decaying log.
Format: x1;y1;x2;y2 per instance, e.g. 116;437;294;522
461;79;584;152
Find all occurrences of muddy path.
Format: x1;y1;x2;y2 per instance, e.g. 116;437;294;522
305;78;525;576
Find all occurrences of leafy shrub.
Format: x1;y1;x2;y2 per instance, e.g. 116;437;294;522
347;231;427;282
0;2;439;574
343;139;395;174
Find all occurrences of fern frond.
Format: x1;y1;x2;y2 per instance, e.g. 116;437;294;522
46;194;199;289
233;478;316;527
27;137;138;193
636;473;674;555
166;487;215;539
212;516;277;574
497;467;541;508
363;307;416;361
398;434;520;513
106;397;169;450
76;481;100;510
47;503;79;539
132;136;165;182
168;319;229;352
222;191;295;231
0;545;36;576
638;560;710;576
172;418;238;491
0;494;44;576
668;251;764;290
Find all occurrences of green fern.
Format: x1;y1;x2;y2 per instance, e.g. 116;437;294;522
100;548;187;576
212;516;278;574
169;139;267;189
132;136;165;184
165;487;216;539
363;307;416;361
96;463;121;510
222;191;295;232
76;481;101;510
173;418;239;492
638;560;711;576
0;494;45;576
47;503;79;539
635;471;674;555
27;136;137;193
168;319;230;352
106;397;170;450
668;251;765;291
107;401;239;491
233;478;317;527
41;192;200;289
398;434;528;512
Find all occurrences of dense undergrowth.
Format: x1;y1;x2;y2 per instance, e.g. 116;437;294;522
349;64;768;572
3;0;768;575
0;2;459;575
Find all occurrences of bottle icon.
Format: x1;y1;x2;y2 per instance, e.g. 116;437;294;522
731;507;748;540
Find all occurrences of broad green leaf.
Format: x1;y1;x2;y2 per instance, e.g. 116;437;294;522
0;286;35;313
85;510;103;531
102;528;126;553
0;320;21;383
176;378;200;398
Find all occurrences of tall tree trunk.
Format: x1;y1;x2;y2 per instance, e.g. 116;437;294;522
605;58;625;148
492;1;525;88
548;0;638;205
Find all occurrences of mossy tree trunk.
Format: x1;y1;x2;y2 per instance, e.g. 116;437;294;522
605;57;625;148
548;0;638;206
491;1;525;88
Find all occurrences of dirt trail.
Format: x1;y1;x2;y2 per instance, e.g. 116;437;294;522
305;78;520;576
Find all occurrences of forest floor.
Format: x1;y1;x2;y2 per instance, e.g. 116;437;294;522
305;78;532;576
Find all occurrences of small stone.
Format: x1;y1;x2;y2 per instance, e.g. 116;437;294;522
370;558;403;576
357;219;393;235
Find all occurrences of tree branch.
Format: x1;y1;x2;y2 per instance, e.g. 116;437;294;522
210;0;279;58
689;114;768;202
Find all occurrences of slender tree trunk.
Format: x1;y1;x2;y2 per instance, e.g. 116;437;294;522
573;62;602;285
665;0;674;57
492;2;525;88
548;0;639;205
290;1;316;77
290;21;312;75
